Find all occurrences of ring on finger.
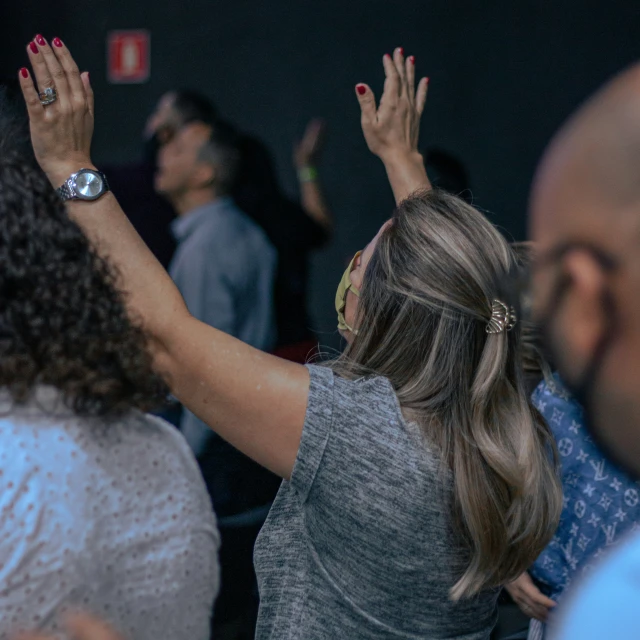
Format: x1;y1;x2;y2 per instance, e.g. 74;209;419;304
39;86;57;106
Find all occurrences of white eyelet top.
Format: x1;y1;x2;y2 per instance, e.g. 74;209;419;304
0;386;220;639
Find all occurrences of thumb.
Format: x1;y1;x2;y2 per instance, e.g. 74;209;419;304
355;84;377;124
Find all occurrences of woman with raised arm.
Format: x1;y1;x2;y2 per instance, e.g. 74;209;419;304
19;38;561;639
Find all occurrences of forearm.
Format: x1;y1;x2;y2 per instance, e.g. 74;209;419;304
50;163;188;346
299;173;332;233
381;151;432;205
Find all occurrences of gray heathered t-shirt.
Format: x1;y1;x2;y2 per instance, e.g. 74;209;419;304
253;365;500;639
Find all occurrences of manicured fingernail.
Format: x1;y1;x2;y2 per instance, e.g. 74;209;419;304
384;53;391;60
398;47;405;56
29;41;39;54
20;67;29;78
35;34;46;46
409;56;415;65
425;77;430;83
53;37;63;48
356;84;367;96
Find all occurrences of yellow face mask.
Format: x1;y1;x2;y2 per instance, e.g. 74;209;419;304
335;251;362;334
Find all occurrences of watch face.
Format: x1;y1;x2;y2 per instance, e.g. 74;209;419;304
74;170;104;200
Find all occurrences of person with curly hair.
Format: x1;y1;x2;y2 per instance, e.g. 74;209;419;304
0;87;220;640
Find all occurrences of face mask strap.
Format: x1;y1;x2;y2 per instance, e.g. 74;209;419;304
336;251;362;334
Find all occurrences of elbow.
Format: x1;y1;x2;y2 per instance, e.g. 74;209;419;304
148;333;176;382
143;307;193;379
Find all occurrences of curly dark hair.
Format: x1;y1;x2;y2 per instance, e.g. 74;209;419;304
0;90;167;416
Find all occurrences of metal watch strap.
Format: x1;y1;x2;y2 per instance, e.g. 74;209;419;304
57;178;75;201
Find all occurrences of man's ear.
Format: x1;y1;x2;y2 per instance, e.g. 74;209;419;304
191;162;216;190
555;250;609;379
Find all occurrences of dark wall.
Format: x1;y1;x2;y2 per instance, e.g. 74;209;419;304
4;1;640;342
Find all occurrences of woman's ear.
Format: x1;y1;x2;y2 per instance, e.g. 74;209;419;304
352;218;392;290
349;252;364;289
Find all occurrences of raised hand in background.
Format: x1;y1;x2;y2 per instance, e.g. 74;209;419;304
293;118;332;233
293;118;326;170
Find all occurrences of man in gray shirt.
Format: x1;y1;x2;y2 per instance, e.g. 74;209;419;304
155;119;279;513
155;118;280;632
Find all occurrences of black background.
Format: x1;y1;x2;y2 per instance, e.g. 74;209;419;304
3;0;640;342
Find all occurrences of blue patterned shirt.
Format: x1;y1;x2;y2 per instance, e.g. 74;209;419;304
530;375;640;602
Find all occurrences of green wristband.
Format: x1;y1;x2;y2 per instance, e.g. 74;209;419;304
298;166;318;182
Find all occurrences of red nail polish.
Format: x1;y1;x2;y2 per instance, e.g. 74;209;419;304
35;34;46;46
20;67;29;78
53;37;63;48
356;84;366;96
29;41;38;54
425;77;430;84
384;53;391;60
409;56;416;65
398;47;405;56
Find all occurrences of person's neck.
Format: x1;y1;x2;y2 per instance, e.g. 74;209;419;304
171;188;221;217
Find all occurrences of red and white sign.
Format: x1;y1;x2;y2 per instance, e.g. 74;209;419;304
107;31;150;84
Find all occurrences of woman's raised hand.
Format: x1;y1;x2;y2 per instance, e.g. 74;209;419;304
355;48;430;203
355;47;428;163
18;35;95;187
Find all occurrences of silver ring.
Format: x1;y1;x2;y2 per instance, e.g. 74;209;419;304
39;86;57;106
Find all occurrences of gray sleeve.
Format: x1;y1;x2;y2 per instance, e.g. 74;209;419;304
289;365;407;505
290;365;336;501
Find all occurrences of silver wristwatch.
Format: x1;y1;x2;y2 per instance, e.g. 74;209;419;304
56;168;110;202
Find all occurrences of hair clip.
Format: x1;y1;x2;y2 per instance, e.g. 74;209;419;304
485;299;517;334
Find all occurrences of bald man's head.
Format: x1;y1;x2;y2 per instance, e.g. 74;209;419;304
531;63;640;253
529;62;640;477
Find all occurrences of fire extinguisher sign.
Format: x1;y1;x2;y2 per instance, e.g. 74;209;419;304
107;31;150;84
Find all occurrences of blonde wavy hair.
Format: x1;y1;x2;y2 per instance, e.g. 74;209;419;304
332;190;562;599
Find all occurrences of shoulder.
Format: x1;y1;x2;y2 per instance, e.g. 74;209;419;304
92;413;216;533
293;365;446;517
306;364;403;425
0;409;215;545
0;409;205;497
304;364;423;463
116;411;209;483
116;413;216;525
203;203;275;257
